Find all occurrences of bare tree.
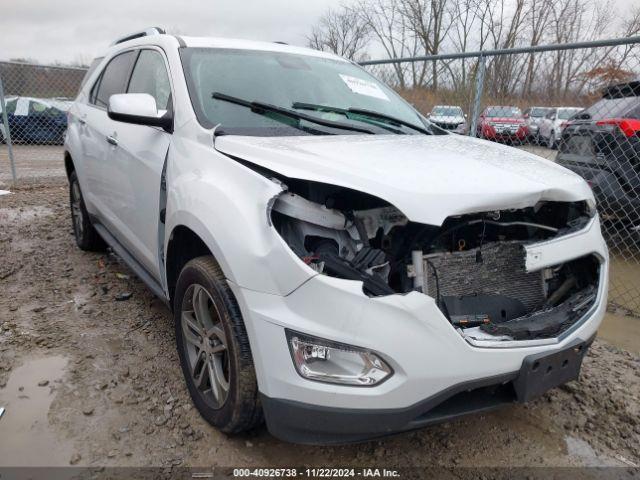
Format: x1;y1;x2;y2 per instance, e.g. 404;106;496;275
351;0;421;87
307;6;371;61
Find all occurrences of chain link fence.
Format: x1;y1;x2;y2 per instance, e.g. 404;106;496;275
0;61;87;184
1;38;640;313
362;37;640;314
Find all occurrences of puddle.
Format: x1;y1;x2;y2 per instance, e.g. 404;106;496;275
0;205;53;223
598;312;640;354
0;356;73;466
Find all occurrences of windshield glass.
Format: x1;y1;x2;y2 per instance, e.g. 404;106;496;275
485;106;522;117
431;106;462;116
180;48;426;136
557;108;582;119
530;107;551;117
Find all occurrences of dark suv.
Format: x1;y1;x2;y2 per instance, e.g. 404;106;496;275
557;81;640;225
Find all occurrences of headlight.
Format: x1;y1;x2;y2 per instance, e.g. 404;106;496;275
286;330;393;386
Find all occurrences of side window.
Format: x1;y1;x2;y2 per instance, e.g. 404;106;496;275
127;50;171;111
80;57;103;89
93;51;137;108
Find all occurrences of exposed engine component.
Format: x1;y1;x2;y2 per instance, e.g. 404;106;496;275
270;180;599;341
424;242;546;314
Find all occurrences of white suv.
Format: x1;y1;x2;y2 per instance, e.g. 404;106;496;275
538;107;583;149
65;28;608;444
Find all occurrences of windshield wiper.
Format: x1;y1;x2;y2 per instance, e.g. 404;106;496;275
211;93;375;135
292;102;404;134
292;102;432;135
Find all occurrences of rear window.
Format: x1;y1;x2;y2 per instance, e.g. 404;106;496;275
582;97;640;120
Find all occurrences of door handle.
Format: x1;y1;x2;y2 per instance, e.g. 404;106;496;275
106;135;118;146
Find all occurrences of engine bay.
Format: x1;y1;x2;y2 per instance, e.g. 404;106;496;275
270;179;600;342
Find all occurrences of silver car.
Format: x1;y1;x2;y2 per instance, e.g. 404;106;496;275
523;106;553;142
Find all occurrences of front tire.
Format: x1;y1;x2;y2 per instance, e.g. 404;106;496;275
69;171;105;251
174;256;262;434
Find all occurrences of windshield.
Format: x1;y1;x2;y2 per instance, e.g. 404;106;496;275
557;108;582;119
485;106;522;117
530;107;551;117
431;106;462;116
180;48;427;136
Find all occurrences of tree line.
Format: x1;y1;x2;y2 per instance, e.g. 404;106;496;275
308;0;640;100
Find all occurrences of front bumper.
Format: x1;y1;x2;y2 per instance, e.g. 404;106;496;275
261;335;595;444
229;215;608;443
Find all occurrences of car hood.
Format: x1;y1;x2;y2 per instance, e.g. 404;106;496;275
429;115;465;124
215;134;593;225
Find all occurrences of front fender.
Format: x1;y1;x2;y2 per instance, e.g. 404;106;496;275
165;140;315;295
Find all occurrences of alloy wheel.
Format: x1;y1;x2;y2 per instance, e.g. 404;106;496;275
180;284;230;409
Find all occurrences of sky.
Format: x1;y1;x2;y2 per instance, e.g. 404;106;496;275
1;0;638;65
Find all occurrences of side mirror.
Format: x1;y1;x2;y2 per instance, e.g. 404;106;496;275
108;93;172;132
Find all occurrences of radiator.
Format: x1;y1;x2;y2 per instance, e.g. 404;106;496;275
423;241;546;311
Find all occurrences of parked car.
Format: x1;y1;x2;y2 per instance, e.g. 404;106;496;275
523;106;553;142
65;28;607;444
538;107;583;149
557;80;640;226
0;96;16;142
427;105;466;134
0;96;71;145
477;106;527;143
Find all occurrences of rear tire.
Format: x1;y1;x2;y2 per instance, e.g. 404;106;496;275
174;256;263;434
69;171;106;251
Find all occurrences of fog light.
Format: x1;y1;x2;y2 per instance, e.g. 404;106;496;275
286;330;393;386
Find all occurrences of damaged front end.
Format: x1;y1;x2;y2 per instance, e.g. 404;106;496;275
270;179;602;345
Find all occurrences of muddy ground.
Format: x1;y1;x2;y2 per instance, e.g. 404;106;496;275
0;151;639;472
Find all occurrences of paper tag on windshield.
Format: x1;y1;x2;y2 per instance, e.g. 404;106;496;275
339;74;389;101
14;98;29;116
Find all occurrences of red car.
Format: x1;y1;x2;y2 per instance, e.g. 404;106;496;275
477;106;527;143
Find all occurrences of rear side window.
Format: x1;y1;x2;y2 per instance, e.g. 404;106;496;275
127;50;171;111
92;51;137;108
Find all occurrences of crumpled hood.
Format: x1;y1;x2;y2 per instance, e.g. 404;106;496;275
215;134;593;226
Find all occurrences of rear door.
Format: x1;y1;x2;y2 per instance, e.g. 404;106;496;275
105;48;172;278
79;51;137;219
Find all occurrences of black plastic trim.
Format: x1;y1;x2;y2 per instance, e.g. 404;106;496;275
261;371;518;445
90;217;169;305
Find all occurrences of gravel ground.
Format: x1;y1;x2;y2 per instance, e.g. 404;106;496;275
0;158;639;472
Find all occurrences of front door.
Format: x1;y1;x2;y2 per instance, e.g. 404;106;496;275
105;49;173;279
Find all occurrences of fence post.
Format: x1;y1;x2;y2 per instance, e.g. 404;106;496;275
468;54;486;138
0;75;17;184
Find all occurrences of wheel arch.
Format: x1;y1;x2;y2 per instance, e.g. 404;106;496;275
64;150;75;178
165;223;227;308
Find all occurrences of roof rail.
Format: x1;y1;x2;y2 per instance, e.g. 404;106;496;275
110;27;166;46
